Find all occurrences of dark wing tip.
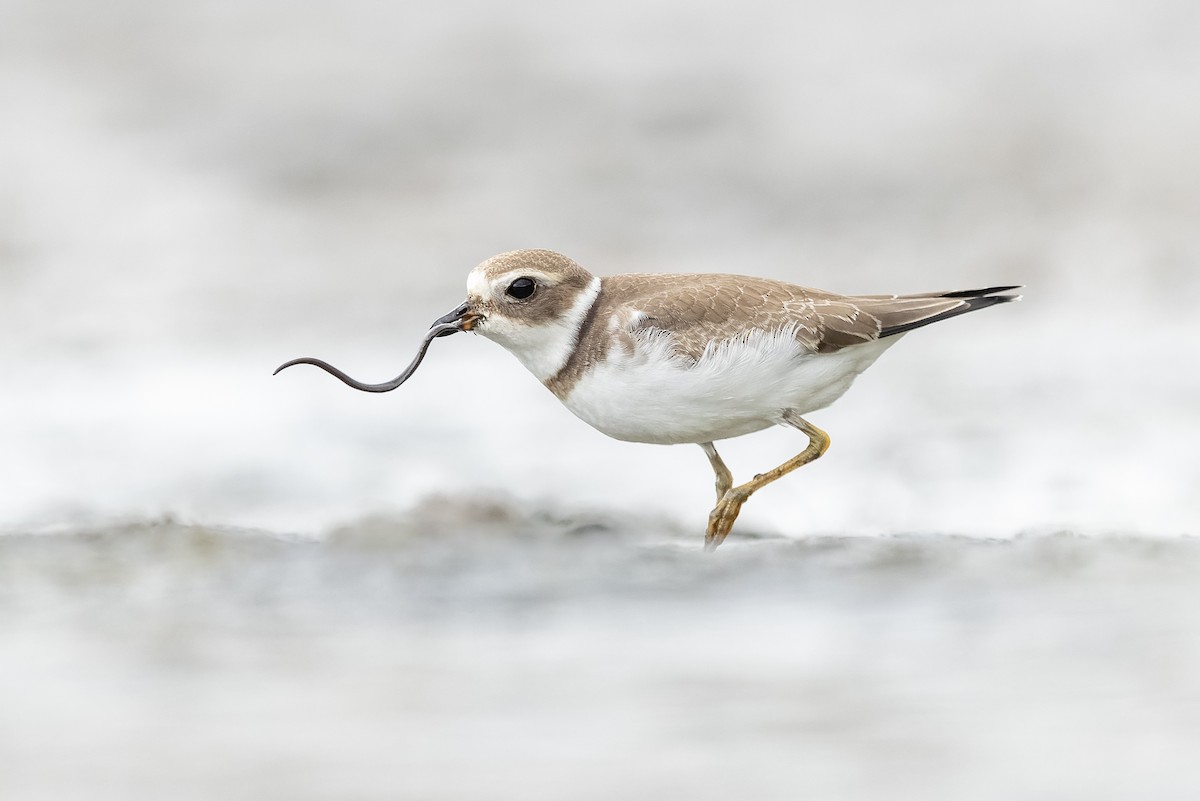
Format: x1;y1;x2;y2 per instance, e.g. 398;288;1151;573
939;285;1024;299
879;290;1022;338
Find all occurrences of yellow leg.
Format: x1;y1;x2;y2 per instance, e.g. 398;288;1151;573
699;442;734;503
704;412;831;551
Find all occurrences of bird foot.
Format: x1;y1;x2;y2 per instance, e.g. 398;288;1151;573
704;487;750;551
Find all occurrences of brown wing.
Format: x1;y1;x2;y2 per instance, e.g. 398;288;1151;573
603;274;1019;359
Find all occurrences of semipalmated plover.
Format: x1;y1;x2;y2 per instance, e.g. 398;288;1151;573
277;249;1020;549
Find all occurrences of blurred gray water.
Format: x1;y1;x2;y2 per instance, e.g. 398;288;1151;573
5;517;1200;800
2;0;1200;798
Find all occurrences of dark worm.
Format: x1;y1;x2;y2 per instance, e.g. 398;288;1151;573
274;303;473;392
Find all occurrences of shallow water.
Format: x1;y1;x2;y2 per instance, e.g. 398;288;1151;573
4;513;1200;800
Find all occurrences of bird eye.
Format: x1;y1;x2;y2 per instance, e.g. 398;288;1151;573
505;277;536;300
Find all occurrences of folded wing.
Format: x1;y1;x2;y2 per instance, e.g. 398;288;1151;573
608;274;1021;359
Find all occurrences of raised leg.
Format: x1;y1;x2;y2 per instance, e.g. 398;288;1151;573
704;412;831;551
699;442;734;503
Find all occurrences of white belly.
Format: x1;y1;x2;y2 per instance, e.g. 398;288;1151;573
561;330;899;445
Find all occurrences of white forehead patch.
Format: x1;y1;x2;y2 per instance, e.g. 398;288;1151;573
466;268;491;299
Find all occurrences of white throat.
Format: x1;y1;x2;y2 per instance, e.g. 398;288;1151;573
480;276;601;381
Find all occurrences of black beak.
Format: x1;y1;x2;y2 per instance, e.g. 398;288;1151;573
431;302;472;336
273;300;480;393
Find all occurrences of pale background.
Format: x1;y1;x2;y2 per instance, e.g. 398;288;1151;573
2;1;1199;799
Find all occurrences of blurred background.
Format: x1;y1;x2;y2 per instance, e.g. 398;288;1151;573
2;0;1199;799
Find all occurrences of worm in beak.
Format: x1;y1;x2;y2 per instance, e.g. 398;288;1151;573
273;302;481;392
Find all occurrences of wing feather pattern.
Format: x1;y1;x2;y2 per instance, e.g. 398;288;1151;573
598;274;1020;361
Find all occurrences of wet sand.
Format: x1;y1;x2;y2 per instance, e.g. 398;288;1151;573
3;508;1200;800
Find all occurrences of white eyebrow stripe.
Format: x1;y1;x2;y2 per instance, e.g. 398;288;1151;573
468;268;569;300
